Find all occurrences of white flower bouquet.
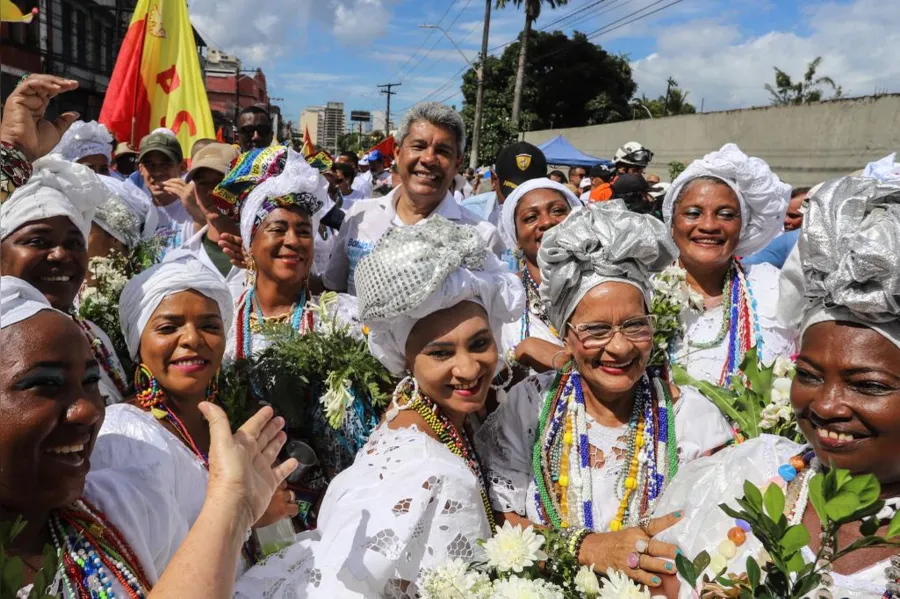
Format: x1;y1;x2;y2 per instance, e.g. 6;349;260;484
649;265;704;366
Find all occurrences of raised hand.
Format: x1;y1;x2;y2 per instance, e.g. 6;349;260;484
0;75;80;161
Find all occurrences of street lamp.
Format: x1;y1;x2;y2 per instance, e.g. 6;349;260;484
632;101;654;120
418;22;485;170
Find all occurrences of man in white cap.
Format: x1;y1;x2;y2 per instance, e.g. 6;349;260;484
613;141;653;175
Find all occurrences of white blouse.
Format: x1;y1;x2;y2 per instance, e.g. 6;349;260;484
476;372;733;532
82;318;127;406
654;435;894;598
233;414;493;598
670;262;797;384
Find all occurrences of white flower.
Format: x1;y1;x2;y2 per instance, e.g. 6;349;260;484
419;558;492;599
482;521;547;574
771;377;792;405
575;564;602;597
597;568;651;599
490;576;565;599
320;372;354;429
772;356;795;378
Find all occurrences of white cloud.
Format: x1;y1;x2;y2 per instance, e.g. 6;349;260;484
630;0;900;111
333;0;391;45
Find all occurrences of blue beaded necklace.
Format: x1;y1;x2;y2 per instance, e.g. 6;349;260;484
237;286;309;360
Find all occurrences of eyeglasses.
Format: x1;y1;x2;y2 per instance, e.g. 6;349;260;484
624;149;654;164
239;125;272;138
567;315;656;348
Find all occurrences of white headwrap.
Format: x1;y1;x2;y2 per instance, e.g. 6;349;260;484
500;177;582;249
778;176;900;349
1;276;65;329
52;121;113;163
1;154;112;242
355;216;524;375
862;152;900;182
118;254;235;360
663;143;791;256
239;149;333;251
96;175;158;247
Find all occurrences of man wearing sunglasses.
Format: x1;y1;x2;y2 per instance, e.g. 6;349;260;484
237;105;274;151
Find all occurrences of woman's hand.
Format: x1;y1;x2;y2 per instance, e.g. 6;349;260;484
578;511;683;589
515;337;571;373
0;75;80;162
199;402;298;531
217;232;248;269
253;481;300;528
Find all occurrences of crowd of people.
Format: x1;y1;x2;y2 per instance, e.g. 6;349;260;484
1;74;899;599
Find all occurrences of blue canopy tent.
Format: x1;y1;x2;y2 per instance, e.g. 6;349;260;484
537;135;611;167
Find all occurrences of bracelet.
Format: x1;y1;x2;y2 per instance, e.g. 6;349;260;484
567;527;591;562
0;141;33;202
504;347;520;369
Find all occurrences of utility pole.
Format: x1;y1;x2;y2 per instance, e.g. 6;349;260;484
470;0;491;169
378;83;401;134
664;77;677;117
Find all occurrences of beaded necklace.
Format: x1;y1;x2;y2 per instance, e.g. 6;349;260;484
396;381;496;532
531;369;677;532
234;286;313;361
519;261;557;342
684;260;761;386
135;365;211;468
48;498;151;598
72;315;130;397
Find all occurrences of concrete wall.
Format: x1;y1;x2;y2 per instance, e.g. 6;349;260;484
523;95;900;187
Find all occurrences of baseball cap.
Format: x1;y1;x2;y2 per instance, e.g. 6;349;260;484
138;131;183;163
495;141;548;197
359;156;369;166
187;143;240;181
589;164;614;181
114;142;137;157
648;181;671;200
367;149;383;163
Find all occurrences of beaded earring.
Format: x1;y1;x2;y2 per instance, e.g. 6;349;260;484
246;254;257;285
134;363;165;408
391;374;419;406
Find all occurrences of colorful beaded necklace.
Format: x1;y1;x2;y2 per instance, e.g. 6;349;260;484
135;364;213;468
519;260;557;342
531;369;678;532
396;380;496;532
684;260;761;386
73;315;130;398
234;286;313;361
48;497;151;598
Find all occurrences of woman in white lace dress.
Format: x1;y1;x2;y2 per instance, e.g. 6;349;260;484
497;178;581;372
655;176;900;598
233;216;524;598
662;144;797;386
477;201;733;591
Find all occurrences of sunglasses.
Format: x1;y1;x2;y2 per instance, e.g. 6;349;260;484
239;125;272;137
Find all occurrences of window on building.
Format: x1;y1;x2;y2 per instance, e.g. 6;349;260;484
75;10;86;66
61;3;72;59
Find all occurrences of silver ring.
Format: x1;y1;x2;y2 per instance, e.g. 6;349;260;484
638;516;652;535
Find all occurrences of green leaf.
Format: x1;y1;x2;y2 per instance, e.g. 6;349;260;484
746;557;761;589
673;366;756;436
824;490;862;522
693;550;711;574
859;516;880;537
763;483;785;519
780;524;810;553
2;555;24;596
808;473;828;523
744;480;764;511
785;551;806;573
840;473;881;508
675;553;697;588
888;511;900;539
834;469;852;491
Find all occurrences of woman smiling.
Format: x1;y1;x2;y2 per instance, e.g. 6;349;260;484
662;144;796;386
477;201;732;590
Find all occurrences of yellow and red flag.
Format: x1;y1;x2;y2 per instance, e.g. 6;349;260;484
301;126;315;158
99;0;214;157
1;0;37;23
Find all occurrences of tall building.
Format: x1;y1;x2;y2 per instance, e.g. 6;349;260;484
299;106;323;146
320;101;346;154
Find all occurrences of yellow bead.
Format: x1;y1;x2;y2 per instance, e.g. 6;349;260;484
559;475;569;487
609;521;622;531
561;521;569;528
625;477;637;489
636;435;645;448
563;431;573;444
709;554;727;573
718;540;737;559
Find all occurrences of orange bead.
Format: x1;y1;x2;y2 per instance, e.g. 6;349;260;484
727;527;747;547
789;456;806;471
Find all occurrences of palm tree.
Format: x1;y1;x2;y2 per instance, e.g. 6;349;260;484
496;0;567;130
764;56;843;106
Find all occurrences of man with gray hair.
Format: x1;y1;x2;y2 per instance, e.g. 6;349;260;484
322;102;503;295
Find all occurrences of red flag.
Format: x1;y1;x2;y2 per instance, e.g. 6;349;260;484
216;126;224;142
365;136;395;166
301;126;315;157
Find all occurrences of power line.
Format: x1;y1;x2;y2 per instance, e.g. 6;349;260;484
391;0;456;81
378;82;402;132
402;0;474;80
537;0;612;31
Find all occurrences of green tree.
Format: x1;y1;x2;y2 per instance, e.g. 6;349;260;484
764;56;843;106
460;30;637;163
634;79;697;119
495;0;568;130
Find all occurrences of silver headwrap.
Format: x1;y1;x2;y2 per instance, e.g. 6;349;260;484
778;176;900;349
355;215;525;375
538;200;678;332
52;121;113;163
663;143;791;256
96;175;157;248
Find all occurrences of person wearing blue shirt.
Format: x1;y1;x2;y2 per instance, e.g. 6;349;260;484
741;228;800;268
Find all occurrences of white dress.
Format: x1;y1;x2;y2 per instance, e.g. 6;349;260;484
654;435;894;598
670;262;797;384
82;318;128;406
476;373;733;531
232;414;493;598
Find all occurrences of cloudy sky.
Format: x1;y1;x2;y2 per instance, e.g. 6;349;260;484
187;0;900;126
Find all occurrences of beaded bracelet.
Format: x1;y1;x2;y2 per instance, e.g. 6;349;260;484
505;347;520;369
0;141;33;202
565;527;591;562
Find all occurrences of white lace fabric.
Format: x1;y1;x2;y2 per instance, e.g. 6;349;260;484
82;318;127;406
654;435;892;598
671;262;798;384
475;372;733;531
233;419;492;598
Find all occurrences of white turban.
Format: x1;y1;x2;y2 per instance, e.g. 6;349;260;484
119;254;235;360
862;152;900;183
96;175;158;247
239;148;333;251
663;143;791;256
1;154;112;242
355;216;525;375
52;121;113;163
1;276;65;329
500;177;583;249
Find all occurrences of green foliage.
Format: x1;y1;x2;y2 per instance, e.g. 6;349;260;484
764;56;843;106
676;468;900;598
668;161;686;181
338;131;387;155
0;518;58;599
214;358;259;432
634;79;697;119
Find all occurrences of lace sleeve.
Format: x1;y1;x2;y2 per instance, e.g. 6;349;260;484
476;374;547;515
747;262;798;365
